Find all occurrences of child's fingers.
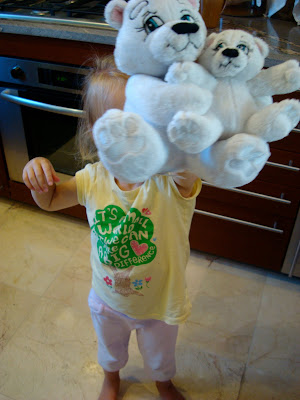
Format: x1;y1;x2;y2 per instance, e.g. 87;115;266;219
31;163;48;192
41;159;55;187
50;164;60;183
22;169;35;191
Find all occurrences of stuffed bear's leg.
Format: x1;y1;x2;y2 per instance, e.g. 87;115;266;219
192;134;270;188
93;109;167;182
167;111;223;153
245;99;300;142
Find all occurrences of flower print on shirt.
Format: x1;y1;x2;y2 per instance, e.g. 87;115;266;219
103;276;113;288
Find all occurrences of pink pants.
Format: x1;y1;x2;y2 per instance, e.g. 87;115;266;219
88;288;178;381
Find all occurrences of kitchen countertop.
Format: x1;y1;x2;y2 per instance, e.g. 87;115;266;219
0;14;299;67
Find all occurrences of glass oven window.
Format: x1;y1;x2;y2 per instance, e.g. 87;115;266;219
19;88;83;176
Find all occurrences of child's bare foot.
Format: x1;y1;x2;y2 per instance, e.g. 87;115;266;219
156;380;185;400
98;370;120;400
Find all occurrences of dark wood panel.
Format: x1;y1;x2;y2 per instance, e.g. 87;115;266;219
269;143;300;167
9;181;87;220
199;181;300;220
257;162;299;188
273;91;300;102
0;33;113;66
189;212;293;271
270;128;300;153
0;134;9;197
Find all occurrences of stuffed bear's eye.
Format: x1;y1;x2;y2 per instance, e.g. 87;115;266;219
214;42;225;51
144;16;164;34
237;44;249;54
181;14;195;22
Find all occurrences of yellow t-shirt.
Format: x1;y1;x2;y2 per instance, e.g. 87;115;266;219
76;162;201;325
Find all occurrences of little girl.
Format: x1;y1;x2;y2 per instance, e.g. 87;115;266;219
23;55;201;400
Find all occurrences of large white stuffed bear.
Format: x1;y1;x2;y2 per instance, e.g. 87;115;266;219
167;29;300;146
93;0;299;188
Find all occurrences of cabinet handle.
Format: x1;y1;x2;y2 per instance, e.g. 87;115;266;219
194;209;283;234
202;181;291;204
293;128;300;134
266;161;299;172
1;89;85;118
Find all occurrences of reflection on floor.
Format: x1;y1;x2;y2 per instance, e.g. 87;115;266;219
0;198;299;400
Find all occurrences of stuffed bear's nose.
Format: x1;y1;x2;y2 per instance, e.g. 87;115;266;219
222;48;239;58
172;22;199;34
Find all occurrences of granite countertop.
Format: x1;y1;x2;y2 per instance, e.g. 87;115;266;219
0;14;299;67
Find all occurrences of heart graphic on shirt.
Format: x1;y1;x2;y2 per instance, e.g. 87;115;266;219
130;240;148;256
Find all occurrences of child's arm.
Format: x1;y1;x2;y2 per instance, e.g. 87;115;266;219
172;171;199;198
23;157;79;211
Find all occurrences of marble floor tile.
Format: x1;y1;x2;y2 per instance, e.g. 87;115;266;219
186;250;214;297
119;330;245;400
185;260;267;363
1;199;300;400
0;297;101;400
238;273;300;400
0;283;38;354
44;235;92;314
0;203;90;295
0;198;14;225
0;394;14;400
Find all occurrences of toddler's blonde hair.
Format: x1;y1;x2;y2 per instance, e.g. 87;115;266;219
76;55;129;164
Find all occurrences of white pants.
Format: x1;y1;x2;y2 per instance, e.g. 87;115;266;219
88;288;178;381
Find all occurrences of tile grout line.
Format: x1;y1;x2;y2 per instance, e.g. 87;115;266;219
235;271;268;400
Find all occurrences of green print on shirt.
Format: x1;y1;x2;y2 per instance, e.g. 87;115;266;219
91;206;157;270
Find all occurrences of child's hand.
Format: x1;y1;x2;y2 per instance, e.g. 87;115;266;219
23;157;60;193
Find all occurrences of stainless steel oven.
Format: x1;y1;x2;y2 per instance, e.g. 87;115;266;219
0;56;88;183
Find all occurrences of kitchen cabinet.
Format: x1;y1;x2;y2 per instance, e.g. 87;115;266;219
190;91;300;272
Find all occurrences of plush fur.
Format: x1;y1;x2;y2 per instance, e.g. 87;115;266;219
167;29;300;144
93;0;300;188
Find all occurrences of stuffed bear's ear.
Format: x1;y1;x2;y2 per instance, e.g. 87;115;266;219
187;0;200;9
204;33;218;49
254;37;269;58
104;0;127;30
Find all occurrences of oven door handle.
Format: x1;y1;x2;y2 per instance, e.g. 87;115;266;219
0;88;85;118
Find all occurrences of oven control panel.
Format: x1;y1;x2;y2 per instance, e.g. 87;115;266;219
0;56;89;94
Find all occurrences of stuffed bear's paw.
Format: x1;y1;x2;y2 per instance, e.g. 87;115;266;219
221;134;270;187
282;60;300;89
93;109;167;182
271;99;300;139
247;99;300;142
167;111;222;154
165;61;199;84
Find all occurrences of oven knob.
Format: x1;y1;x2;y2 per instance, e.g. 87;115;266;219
11;66;25;81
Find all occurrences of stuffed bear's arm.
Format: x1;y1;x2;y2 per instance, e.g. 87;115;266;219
125;74;213;126
248;60;300;97
165;61;217;91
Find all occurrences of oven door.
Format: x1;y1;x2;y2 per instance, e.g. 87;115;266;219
0;86;84;183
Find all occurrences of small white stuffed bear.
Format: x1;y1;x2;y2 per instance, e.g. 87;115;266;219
93;0;298;188
167;29;300;146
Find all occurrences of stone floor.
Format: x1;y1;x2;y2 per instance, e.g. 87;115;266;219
0;197;299;400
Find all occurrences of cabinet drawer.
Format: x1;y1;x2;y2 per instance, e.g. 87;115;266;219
199;182;300;220
258;153;300;187
189;212;294;271
270;128;300;153
271;91;300;152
